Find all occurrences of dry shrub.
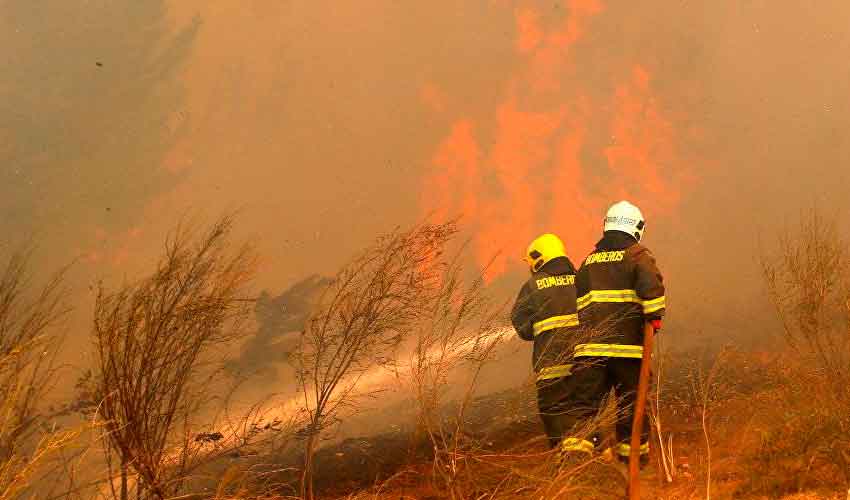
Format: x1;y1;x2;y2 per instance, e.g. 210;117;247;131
761;209;850;377
293;222;456;500
88;215;257;499
742;208;850;495
405;243;508;499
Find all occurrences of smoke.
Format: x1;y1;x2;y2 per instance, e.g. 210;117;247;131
229;275;331;376
0;1;198;268
4;0;850;359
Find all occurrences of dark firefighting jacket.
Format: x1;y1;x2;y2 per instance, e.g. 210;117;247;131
575;231;666;359
511;256;579;382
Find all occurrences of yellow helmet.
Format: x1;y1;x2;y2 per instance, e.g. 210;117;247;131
524;234;567;272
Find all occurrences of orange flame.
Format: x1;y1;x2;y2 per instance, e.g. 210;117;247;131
420;0;696;281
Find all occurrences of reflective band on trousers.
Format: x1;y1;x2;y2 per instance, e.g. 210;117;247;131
532;314;579;336
574;343;644;358
536;364;573;381
577;289;666;315
561;437;594;454
615;442;649;457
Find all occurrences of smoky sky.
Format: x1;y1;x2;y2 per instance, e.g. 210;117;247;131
3;0;850;353
1;1;198;263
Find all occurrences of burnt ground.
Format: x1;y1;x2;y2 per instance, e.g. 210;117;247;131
215;382;714;499
239;386;544;497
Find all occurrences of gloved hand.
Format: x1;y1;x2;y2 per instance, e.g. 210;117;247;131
650;319;662;331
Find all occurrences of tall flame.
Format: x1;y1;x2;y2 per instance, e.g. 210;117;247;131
420;0;695;281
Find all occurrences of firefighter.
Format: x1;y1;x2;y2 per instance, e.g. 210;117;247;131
510;233;585;454
574;200;666;465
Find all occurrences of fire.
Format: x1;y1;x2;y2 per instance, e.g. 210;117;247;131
420;0;696;281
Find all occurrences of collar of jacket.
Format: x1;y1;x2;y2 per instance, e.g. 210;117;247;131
595;231;638;251
537;256;575;275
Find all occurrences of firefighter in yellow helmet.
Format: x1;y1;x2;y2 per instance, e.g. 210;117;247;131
574;201;666;466
511;234;584;453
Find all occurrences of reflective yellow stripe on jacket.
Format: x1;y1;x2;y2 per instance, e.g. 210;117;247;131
577;289;666;315
561;437;595;454
536;364;573;381
532;314;578;336
574;343;644;358
615;442;650;457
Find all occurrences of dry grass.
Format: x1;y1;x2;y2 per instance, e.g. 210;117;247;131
0;250;83;500
0;251;72;498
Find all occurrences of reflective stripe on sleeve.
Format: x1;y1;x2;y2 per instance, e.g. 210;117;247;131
536;364;573;381
532;314;579;336
574;343;644;358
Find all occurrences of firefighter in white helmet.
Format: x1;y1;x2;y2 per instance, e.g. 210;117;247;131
570;201;666;465
511;234;583;453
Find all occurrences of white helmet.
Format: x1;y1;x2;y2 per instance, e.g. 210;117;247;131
604;201;646;241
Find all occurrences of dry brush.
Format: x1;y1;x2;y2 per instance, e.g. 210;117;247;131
293;222;457;500
0;250;76;499
87;216;257;499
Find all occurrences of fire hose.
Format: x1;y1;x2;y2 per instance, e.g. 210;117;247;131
628;321;656;500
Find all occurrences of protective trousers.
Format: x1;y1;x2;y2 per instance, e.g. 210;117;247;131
536;357;650;456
